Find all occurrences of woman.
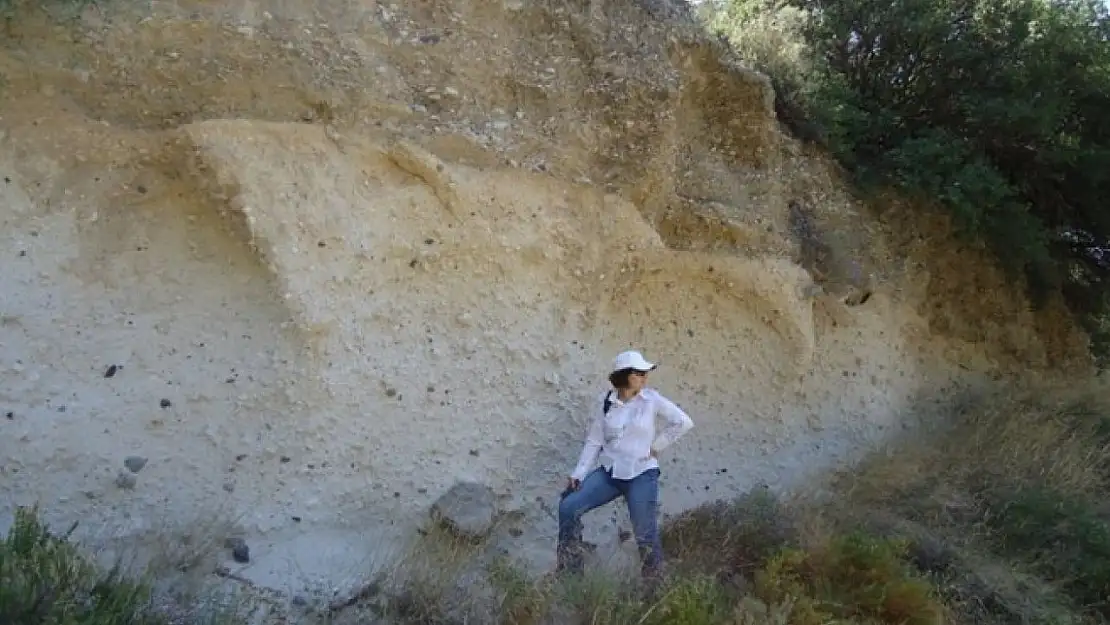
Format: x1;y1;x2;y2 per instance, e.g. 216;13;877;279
556;350;695;580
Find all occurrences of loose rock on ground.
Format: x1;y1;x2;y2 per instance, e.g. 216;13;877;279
429;481;498;540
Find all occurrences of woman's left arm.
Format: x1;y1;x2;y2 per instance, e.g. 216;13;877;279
650;394;694;456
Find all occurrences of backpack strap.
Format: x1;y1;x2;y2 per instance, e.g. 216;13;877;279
602;390;614;415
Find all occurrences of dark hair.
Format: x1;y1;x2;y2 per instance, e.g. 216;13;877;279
609;367;640;389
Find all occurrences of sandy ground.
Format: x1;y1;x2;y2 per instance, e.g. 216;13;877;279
0;0;1093;607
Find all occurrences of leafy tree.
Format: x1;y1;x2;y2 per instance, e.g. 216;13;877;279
704;0;1110;362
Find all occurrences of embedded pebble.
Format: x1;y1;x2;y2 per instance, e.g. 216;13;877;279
225;537;251;563
124;455;148;473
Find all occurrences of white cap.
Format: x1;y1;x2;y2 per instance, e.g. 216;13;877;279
612;350;657;373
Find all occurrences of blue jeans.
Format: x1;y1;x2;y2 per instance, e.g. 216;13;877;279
556;466;663;578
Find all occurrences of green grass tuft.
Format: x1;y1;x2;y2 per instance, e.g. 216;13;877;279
0;505;164;625
1;506;247;625
985;486;1110;615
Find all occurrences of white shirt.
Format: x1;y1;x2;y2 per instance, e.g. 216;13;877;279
570;387;695;481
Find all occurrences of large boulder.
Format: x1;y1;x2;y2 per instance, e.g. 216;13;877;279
429;481;498;540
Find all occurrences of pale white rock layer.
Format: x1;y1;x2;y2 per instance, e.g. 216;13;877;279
0;122;963;595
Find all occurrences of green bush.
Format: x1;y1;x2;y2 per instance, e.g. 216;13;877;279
753;533;946;625
0;506;163;625
642;575;734;625
0;506;243;625
986;487;1110;616
661;487;796;575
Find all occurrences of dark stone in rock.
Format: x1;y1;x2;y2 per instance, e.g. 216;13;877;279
124;456;147;473
225;537;250;563
429;481;497;540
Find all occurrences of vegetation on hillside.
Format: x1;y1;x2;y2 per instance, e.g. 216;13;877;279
699;0;1110;364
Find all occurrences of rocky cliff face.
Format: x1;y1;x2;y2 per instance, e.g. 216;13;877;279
0;0;1090;599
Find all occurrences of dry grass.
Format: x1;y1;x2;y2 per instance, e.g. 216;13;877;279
838;384;1110;507
816;382;1110;624
372;523;501;623
327;485;943;625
